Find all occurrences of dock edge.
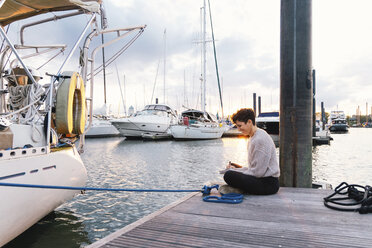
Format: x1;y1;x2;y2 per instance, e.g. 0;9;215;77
86;191;200;248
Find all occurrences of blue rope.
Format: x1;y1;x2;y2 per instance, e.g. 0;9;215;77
0;182;201;193
0;183;243;203
203;193;244;204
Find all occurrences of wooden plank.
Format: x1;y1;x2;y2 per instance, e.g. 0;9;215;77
123;227;280;248
152;211;372;241
114;224;359;248
87;192;198;248
102;236;191;248
171;202;368;227
88;187;372;248
137;218;372;247
170;190;370;228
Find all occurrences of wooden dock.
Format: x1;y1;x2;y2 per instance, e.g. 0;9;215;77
87;187;372;248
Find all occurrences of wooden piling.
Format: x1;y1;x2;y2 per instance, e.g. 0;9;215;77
253;93;257;116
279;0;313;187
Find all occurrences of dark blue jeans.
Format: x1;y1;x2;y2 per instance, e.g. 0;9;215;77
224;170;279;195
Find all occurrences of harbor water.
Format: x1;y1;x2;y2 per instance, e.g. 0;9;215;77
5;128;372;248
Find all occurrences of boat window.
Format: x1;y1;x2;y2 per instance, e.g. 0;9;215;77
206;113;218;122
257;122;279;135
154;105;167;111
136;110;151;115
146;105;156;110
155;111;166;116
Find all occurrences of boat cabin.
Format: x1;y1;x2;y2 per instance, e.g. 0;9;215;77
256;112;279;135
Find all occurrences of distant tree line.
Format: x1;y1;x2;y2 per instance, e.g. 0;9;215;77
315;112;371;126
347;115;371;126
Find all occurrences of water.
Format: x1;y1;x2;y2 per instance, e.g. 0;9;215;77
5;128;372;247
312;128;372;186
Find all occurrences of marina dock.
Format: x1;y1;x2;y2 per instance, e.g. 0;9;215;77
87;187;372;248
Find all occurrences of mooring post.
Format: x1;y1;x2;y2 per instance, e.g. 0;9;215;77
321;102;325;130
312;69;316;138
258;96;262;115
280;0;312;187
366;102;369;125
253;93;257;116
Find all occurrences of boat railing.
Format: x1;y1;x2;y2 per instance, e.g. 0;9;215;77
1;10;146;153
80;25;146;151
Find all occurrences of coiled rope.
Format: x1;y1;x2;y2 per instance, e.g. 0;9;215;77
6;82;44;142
8;83;44;124
323;182;372;214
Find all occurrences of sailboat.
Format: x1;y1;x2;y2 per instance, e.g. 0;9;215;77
85;65;126;138
84;104;121;138
111;29;179;139
170;0;225;140
0;1;145;246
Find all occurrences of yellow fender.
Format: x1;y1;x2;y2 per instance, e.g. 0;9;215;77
55;71;86;135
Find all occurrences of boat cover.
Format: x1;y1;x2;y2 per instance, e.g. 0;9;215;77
0;0;101;26
258;112;279;118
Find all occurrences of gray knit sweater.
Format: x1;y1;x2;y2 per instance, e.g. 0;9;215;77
231;128;280;178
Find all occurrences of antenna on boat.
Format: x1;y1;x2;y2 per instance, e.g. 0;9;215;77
123;74;127;116
115;63;126;116
183;69;189;107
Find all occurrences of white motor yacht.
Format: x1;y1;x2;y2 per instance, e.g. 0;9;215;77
111;104;178;139
0;1;145;246
328;110;349;132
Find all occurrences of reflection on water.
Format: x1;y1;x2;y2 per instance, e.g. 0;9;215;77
5;211;89;248
6;129;372;247
312;128;372;186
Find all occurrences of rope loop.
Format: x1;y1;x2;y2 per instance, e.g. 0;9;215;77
324;182;372;214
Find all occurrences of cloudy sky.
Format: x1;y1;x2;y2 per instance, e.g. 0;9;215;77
4;0;372;116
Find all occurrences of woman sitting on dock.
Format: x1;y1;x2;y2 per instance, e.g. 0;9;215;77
223;108;280;195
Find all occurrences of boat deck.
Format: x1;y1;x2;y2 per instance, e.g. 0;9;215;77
87;187;372;248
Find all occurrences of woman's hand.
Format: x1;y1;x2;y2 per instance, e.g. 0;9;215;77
226;161;242;169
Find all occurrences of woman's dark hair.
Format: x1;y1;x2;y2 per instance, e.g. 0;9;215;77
231;108;255;125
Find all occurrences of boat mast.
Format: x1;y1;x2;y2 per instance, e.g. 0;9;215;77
163;29;166;104
202;0;207;113
123;74;127;116
115;64;126;116
208;0;224;118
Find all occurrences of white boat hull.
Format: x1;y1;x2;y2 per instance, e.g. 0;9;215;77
170;124;225;140
222;127;244;137
111;119;171;138
329;123;349;132
85;122;120;138
0;146;87;246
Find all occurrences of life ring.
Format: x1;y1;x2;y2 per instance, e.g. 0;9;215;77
55;71;86;135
